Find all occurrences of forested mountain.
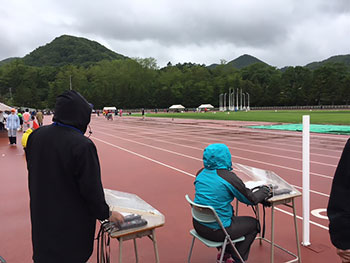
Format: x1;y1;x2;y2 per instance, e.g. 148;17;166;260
22;35;127;67
226;54;267;69
0;57;19;66
0;35;349;110
208;54;267;69
305;54;350;70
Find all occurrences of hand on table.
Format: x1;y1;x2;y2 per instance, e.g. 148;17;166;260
109;211;125;224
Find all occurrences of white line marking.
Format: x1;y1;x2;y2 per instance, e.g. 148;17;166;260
93;137;195;178
274;207;329;230
94;128;334;180
93;135;330;231
97;117;347;154
311;208;328;220
96;128;331;197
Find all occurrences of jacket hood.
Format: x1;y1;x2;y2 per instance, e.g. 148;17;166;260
52;90;92;133
203;143;233;170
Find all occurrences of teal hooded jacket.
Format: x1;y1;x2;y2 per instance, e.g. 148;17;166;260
194;143;262;229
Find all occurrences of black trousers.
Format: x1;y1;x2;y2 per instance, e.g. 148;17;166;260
193;216;259;262
9;136;17;144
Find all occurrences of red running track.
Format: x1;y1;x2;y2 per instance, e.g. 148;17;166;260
0;115;347;262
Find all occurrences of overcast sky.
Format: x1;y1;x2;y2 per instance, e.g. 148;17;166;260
1;0;350;68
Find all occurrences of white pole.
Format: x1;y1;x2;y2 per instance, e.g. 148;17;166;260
228;88;232;111
69;75;72;90
240;89;243;110
224;93;227;111
247;93;250;111
302;115;311;246
243;93;246;110
232;90;235;111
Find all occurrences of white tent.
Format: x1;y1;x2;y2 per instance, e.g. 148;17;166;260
169;104;185;109
0;102;12;111
103;106;117;111
198;104;214;109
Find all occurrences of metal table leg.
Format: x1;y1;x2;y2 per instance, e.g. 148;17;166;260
271;203;275;263
292;198;302;263
133;238;139;263
151;229;160;263
119;237;123;263
254;197;301;263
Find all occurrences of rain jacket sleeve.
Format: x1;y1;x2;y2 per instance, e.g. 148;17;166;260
327;139;350;250
217;169;268;205
74;138;110;221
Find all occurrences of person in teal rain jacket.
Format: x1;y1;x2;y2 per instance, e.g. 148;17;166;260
194;143;271;263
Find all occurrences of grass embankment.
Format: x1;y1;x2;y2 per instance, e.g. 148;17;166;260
134;110;350;125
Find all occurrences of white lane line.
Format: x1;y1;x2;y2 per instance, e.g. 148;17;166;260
274;207;329;230
93;135;329;231
92;137;195;177
94;128;334;180
311;208;328;220
94;129;332;196
95;130;202;161
96;117;347;154
95;121;340;165
292;185;329;198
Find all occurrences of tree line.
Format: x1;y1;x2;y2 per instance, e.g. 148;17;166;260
0;58;349;110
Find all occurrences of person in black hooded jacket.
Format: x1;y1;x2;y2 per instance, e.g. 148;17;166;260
327;138;350;262
26;90;124;263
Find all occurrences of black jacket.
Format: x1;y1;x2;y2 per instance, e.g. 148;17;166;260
327;138;350;250
26;90;110;263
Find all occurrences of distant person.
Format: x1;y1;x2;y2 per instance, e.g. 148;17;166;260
23;109;31;131
328;138;350;263
36;110;44;126
106;111;113;121
5;108;20;145
142;108;145;120
31;115;39;130
25;90;124;263
0;110;4;131
17;110;23;131
119;109;123;117
194;143;271;263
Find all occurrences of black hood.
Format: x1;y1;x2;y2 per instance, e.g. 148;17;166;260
52;90;92;133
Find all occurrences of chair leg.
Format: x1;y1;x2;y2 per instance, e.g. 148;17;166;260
229;239;245;263
219;239;228;263
187;237;196;263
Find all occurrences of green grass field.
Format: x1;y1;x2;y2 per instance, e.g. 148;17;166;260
134;110;350;125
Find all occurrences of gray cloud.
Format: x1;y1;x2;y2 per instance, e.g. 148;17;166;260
0;0;349;68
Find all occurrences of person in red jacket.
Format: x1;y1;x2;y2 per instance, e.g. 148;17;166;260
31;115;39;130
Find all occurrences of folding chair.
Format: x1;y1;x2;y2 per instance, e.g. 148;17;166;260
185;195;245;263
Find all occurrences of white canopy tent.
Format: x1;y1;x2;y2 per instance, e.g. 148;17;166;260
169;104;185;109
0;102;12;111
103;106;117;111
198;104;214;109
